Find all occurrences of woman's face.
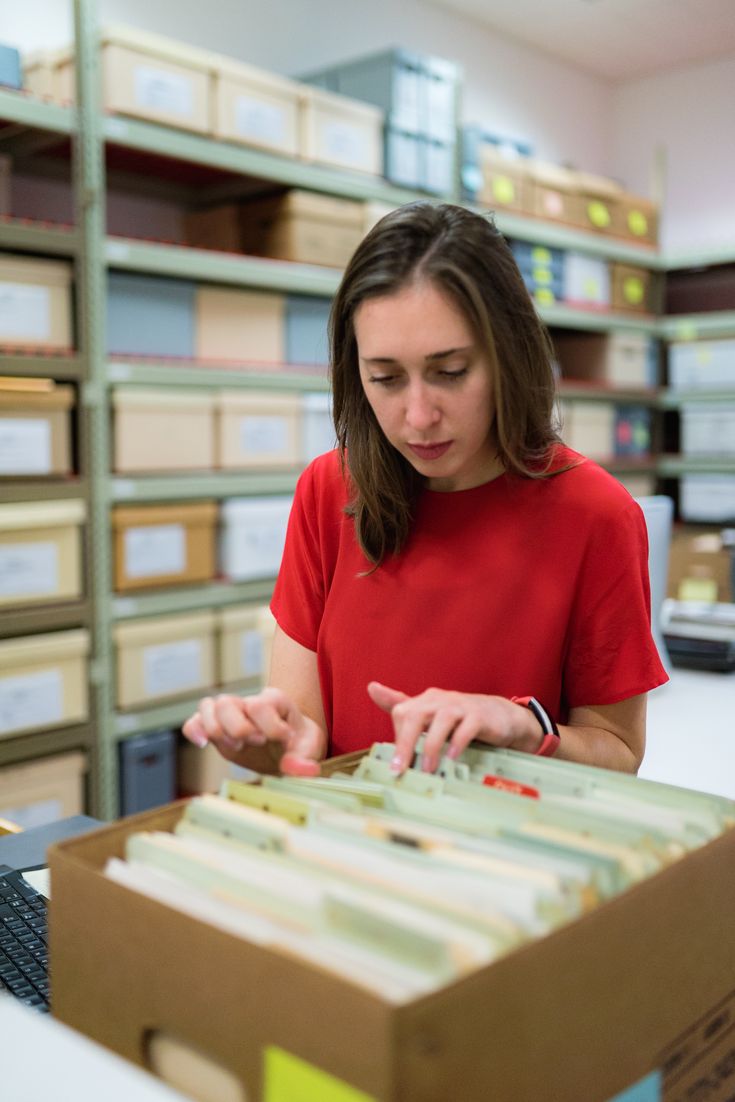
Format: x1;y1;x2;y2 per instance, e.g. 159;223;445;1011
354;280;502;492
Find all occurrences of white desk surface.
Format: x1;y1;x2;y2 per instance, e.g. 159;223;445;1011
0;998;190;1101
640;666;735;798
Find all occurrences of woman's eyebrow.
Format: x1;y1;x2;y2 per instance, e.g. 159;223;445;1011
362;345;474;365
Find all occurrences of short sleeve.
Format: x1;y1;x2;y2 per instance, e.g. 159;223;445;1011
563;498;668;707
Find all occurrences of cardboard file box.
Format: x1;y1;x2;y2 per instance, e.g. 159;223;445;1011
362;200;398;236
0;383;75;476
112;388;215;473
667;529;733;603
665;264;735;315
300;86;384;176
681;405;735;456
218;603;276;690
107;272;196;358
0;498;85;608
54;25;213;133
0;254;73;351
216;390;301;471
112;501;217;593
213;58;301;157
680;475;735;523
22;50;57;100
563;252;611;308
615;472;657;499
220;496;292;582
613;192;659;246
285;294;331;367
571;170;622;235
478;147;532;214
0;629;89;739
611;263;654;314
553;330;657;388
0;750;86;831
559;399;615;460
195;286;285;365
118;729;176;817
668;338;735;391
525;160;579;224
302;392;335;464
239;190;365;269
49;802;735;1102
114;611;216;710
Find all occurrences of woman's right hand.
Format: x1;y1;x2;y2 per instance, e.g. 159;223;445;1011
181;687;327;776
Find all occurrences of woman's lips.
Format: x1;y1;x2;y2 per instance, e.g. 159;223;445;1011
408;441;452;461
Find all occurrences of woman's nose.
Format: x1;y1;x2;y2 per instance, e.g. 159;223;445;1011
405;385;440;431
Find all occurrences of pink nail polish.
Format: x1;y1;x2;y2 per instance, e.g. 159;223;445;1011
390;753;403;773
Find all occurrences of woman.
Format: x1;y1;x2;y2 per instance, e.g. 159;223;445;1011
183;202;668;776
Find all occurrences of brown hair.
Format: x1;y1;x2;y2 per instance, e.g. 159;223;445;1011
330;201;562;565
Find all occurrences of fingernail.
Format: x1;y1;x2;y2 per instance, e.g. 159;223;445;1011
190;733;208;749
223;735;244;751
446;745;460;760
390;753;404;773
421;753;435;773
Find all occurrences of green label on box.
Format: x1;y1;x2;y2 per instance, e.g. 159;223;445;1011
264;1046;376;1102
628;210;649;237
624;276;645;305
493;175;516;205
679;577;719;602
533;266;553;284
588;200;611;228
535;287;556;305
532;246;552;264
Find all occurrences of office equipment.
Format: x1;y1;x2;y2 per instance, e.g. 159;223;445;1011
118;729;177;816
0;866;50;1011
662;599;735;672
635;494;674;673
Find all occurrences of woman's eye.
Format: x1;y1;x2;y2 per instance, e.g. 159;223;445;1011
370;375;399;386
438;367;468;381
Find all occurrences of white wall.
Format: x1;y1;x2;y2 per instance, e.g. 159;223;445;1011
612;55;735;253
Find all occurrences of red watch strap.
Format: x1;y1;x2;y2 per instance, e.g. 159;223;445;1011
511;696;561;757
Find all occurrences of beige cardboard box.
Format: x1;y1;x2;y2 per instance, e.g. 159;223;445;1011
112;388;216;473
559;399;615;460
218;603;276;689
54;25;214;133
49;800;735;1102
184;203;244;253
300;86;384;176
113;610;216;710
112;502;218;593
478;148;532;214
552;330;656;388
614;192;659;247
213;58;302;157
570;170;623;236
0;629;89;739
195;286;285;364
23;50;58;101
362;200;398;237
216;390;301;470
0;383;75;476
611;263;654;314
0;498;85;608
0;750;86;831
667;529;733;603
239;190;365;268
0;254;73;351
525;160;581;225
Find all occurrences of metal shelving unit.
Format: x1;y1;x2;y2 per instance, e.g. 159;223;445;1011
0;600;91;639
493;209;663;268
106;360;329;390
540;302;658;335
0;87;75;135
658;311;735;341
557;382;660;406
0;723;94;768
110;470;301;503
658;455;735;477
659;389;735;409
112;580;275;621
0;353;83;380
114;684;252;741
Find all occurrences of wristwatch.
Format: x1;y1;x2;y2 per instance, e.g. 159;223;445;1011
511;696;561;757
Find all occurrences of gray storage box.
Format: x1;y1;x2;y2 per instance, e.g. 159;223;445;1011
384;128;454;194
285;295;331;367
0;45;22;90
107;272;196;358
118;728;177;816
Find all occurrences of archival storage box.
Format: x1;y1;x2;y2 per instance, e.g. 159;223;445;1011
112;388;216;473
217;603;276;691
0;498;85;608
300;85;384;176
0;750;86;831
112;501;218;593
195;286;285;366
49;795;735;1102
238;189;365;269
113;610;216;710
0;254;73;351
213;57;302;157
0;382;75;477
216;390;301;471
0;629;89;739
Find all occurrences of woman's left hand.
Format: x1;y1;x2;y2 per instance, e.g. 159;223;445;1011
367;681;542;772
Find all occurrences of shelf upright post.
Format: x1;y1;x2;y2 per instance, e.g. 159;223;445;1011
73;0;116;819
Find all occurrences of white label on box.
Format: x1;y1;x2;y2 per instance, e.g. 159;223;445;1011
0;668;64;735
143;638;203;699
0;283;51;341
239;629;264;678
322;121;368;167
124;524;186;579
235;95;286;143
134;65;194;117
0;418;52;474
0;798;63;832
239;415;288;456
0;542;59;597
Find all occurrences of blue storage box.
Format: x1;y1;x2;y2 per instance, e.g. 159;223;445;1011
510;240;566;279
461;127;533;201
285;295;331;367
520;270;565;305
0;44;22;90
107;272;196;358
614;405;652;457
118;728;176;816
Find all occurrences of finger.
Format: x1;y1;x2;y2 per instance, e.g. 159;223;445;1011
280;751;321;777
198;696;226;741
422;708;463;772
182;712;208;749
390;702;432;773
243;695;297;742
447;714;490;759
213;696;267;750
367;681;409;713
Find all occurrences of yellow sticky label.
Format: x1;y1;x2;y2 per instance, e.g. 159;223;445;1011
532;266;553;284
588;200;611;228
532;246;552;264
264;1046;376;1102
679;577;718;602
628;210;649;237
493;175;516;205
582;277;601;298
624;276;645;305
534;287;556;305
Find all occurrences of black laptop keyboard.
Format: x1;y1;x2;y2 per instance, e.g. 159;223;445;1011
0;867;50;1012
